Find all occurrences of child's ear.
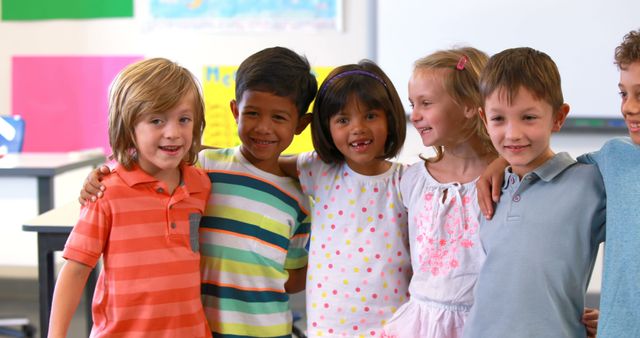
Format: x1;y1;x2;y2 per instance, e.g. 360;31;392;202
463;105;477;119
552;103;570;132
295;113;312;135
230;99;239;123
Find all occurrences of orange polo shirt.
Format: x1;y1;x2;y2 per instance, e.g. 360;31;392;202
63;163;212;338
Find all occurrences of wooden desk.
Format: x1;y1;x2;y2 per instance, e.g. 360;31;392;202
22;203;96;338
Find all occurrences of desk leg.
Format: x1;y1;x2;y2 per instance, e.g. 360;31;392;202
85;269;97;336
38;233;95;338
37;177;54;214
37;234;65;338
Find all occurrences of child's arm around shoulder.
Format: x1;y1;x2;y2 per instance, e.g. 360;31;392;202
48;260;93;338
577;136;633;163
279;155;299;180
285;267;307;294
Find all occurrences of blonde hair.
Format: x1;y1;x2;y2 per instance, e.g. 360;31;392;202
615;29;640;70
108;58;205;169
413;47;496;162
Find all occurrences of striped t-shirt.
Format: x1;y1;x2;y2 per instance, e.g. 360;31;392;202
63;163;212;338
197;147;310;338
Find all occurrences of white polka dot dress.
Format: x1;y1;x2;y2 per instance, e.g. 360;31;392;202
298;152;411;338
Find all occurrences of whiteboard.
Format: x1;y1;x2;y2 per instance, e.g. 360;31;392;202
376;0;638;121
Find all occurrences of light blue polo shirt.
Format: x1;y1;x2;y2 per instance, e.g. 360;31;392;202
463;152;606;338
578;137;640;338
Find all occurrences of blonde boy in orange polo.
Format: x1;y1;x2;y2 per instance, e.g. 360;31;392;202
48;58;212;338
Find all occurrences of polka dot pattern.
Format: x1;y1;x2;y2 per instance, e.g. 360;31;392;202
298;153;411;337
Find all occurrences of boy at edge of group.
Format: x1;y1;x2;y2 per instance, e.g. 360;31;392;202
478;29;640;338
461;47;606;338
80;47;318;337
49;58;212;337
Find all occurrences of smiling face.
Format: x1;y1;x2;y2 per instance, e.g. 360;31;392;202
482;87;568;177
134;94;195;183
619;61;640;144
232;90;302;175
408;68;471;148
329;95;389;175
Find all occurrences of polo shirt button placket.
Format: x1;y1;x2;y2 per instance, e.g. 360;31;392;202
170;222;177;229
513;194;521;202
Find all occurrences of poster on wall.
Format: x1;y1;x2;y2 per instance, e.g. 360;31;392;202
145;0;342;31
202;65;333;155
1;0;133;20
12;56;143;152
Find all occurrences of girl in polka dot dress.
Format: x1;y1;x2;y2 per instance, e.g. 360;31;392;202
281;60;411;337
380;47;497;338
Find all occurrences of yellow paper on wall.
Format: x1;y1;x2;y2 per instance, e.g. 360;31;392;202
202;65;333;155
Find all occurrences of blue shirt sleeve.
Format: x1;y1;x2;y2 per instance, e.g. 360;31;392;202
577;151;598;165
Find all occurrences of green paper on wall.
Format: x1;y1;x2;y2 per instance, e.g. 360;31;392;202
2;0;133;20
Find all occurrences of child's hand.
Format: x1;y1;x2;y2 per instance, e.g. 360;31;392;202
78;165;110;205
582;307;599;338
476;157;508;219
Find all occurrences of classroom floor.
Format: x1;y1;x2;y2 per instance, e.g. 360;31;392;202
0;277;307;338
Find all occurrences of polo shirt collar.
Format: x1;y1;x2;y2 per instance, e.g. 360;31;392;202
114;162;206;193
530;152;576;182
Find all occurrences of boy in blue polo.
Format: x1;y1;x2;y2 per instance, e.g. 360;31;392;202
575;29;640;338
462;47;606;338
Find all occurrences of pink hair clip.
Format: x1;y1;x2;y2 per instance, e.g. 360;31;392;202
456;55;468;70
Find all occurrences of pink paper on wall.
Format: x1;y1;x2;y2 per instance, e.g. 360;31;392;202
12;56;143;153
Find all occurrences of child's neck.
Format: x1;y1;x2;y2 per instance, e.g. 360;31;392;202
239;146;286;177
427;141;495;184
346;158;392;176
164;173;181;195
152;168;182;195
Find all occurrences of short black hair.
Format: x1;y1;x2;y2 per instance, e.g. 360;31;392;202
235;46;318;116
311;59;406;164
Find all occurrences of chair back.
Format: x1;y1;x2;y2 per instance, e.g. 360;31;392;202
0;115;26;153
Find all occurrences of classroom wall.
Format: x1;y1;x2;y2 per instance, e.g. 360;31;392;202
1;0;627;155
0;1;372;116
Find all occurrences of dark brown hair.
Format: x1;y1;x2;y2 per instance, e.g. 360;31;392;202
235;46;317;116
615;29;640;70
311;60;406;164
